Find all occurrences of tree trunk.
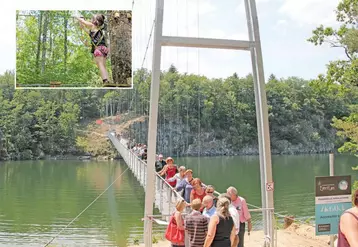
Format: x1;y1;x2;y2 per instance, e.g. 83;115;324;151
108;11;132;85
36;11;43;71
41;12;49;74
64;13;68;73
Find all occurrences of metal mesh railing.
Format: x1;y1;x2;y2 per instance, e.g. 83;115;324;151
108;132;185;218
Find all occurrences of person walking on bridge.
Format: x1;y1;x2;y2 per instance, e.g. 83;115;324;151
167;166;186;196
167;166;186;186
190;178;207;212
155;154;166;175
159;157;178;187
227;186;251;247
338;189;358;247
175;169;194;203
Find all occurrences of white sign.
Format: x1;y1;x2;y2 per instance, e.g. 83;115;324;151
315;195;352;204
266;182;274;191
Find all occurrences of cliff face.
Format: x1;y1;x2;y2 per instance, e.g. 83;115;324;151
126;119;335;156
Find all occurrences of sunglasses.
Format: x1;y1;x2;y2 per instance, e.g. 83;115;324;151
206;190;214;193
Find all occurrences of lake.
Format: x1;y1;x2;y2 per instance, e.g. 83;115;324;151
0;154;357;246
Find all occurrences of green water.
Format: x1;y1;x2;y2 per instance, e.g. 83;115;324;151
0;155;357;246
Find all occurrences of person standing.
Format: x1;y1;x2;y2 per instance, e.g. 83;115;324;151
190;178;207;212
76;14;110;84
155;154;166;174
141;148;147;161
175;169;194;203
167;166;186;186
219;193;240;246
227;186;251;247
203;197;236;247
165;200;186;247
159;157;178;187
185;199;208;247
202;195;216;218
338;189;358;247
205;185;218;207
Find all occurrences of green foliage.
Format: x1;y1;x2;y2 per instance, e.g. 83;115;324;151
76;136;89;151
2;63;357;159
0;71;108;160
127;67;356;155
308;0;358;60
132;236;140;245
16;10;112;86
152;234;163;243
309;0;358;186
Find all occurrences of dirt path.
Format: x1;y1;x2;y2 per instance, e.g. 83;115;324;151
128;224;331;247
78;115;146;155
93;115;146;136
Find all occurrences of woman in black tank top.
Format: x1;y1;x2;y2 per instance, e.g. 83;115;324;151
76;14;110;85
204;197;237;247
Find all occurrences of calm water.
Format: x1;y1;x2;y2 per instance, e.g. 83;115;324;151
0;155;357;246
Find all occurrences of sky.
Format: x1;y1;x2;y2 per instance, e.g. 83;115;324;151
4;0;346;80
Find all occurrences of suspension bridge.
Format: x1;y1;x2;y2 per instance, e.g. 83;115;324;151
126;0;276;245
34;0;277;245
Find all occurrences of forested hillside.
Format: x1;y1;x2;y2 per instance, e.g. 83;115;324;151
0;66;356;159
4;0;357;161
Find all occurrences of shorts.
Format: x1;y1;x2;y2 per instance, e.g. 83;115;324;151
93;45;109;57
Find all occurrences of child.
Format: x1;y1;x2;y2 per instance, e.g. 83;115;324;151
76;14;110;84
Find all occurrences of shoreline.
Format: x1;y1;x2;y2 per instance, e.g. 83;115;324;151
1;150;343;162
128;223;332;247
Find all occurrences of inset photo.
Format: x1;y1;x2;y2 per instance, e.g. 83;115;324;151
16;10;132;88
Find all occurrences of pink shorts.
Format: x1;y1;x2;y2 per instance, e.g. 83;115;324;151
94;45;109;57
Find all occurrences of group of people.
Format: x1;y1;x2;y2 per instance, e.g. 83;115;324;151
129;143;358;247
155;156;251;247
131;143;148;160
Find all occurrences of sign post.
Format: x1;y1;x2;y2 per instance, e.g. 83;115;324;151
315;174;352;238
329;152;334;247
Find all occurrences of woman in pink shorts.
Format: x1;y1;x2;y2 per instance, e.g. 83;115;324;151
76;14;110;84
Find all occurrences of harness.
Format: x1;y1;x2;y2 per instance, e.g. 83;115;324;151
89;25;106;53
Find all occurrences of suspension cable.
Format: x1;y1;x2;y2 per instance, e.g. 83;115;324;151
43;167;129;247
197;0;201;170
186;0;189;150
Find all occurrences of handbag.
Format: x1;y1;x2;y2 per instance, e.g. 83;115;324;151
165;213;184;243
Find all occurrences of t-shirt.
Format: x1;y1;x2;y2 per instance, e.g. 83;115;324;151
191;189;206;211
155;160;166;172
184;210;208;247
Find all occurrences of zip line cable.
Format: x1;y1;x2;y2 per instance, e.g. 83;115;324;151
43;166;129;247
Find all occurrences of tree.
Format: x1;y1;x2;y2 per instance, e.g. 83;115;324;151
109;10;132;85
309;0;358;190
